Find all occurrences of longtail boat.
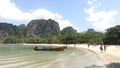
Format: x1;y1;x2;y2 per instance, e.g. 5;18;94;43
34;46;67;51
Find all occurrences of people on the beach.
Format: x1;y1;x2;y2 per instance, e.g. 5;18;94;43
99;42;106;52
100;43;103;52
88;44;90;48
104;45;106;52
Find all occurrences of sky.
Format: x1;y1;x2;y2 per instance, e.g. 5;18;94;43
0;0;120;32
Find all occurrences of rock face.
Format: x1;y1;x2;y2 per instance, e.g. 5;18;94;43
61;26;77;34
0;19;77;37
26;19;60;37
0;30;8;37
0;23;17;37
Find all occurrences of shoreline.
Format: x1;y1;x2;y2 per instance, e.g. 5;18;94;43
0;44;105;68
77;44;120;68
22;44;120;64
32;44;120;68
0;43;120;68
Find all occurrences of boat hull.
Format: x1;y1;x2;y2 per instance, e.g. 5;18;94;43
34;46;67;51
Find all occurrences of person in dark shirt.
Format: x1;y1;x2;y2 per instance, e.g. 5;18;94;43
100;43;103;52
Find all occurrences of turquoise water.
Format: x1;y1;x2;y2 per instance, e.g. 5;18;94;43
0;44;104;68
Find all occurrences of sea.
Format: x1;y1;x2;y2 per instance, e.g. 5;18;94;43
0;44;104;68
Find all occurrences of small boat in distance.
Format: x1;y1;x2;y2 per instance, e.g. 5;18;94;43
34;46;67;51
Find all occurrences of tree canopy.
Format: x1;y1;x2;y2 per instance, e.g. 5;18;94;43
104;25;120;45
0;19;120;45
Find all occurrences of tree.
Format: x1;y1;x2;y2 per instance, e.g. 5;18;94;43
60;34;77;44
3;36;18;43
17;24;26;37
76;30;104;44
104;25;120;45
76;33;89;43
88;32;104;44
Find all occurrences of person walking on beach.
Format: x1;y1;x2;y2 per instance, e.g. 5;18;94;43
100;43;103;52
104;45;106;52
88;44;90;48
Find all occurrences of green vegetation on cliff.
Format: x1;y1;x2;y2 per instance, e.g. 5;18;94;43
0;23;17;37
26;19;60;37
0;19;120;45
61;26;77;34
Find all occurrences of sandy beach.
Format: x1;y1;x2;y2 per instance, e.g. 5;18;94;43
30;44;120;68
77;44;120;68
43;44;120;68
23;44;120;65
6;44;120;68
0;44;104;68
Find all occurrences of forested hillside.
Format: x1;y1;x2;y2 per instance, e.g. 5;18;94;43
26;19;60;37
0;19;61;37
0;19;120;45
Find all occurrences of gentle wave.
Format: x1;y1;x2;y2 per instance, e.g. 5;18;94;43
0;45;104;68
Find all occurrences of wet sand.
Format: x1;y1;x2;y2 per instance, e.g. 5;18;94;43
50;44;120;68
0;44;104;68
77;44;120;68
15;44;120;68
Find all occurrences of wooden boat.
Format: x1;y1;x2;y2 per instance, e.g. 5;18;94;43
34;46;67;51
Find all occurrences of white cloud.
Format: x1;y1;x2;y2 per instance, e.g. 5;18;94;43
87;1;93;6
0;0;24;20
0;0;74;30
85;0;119;31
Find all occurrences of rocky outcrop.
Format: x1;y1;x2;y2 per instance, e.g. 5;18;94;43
26;19;60;37
0;19;77;37
0;23;17;37
61;26;77;34
0;30;8;37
